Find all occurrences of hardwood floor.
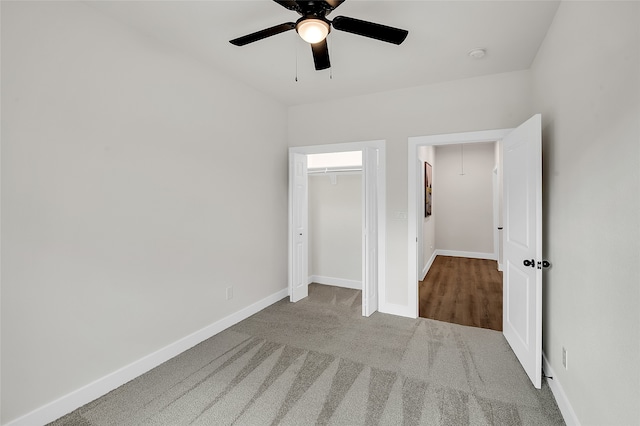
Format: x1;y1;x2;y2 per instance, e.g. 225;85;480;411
419;256;503;331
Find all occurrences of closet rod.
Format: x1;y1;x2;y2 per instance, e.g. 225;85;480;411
307;166;362;174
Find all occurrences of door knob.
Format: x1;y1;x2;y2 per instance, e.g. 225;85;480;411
523;259;535;268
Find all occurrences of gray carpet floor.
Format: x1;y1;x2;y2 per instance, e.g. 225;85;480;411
50;284;564;425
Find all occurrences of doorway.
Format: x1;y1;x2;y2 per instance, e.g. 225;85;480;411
408;115;543;389
407;129;511;317
307;153;363;291
288;140;386;317
416;141;503;331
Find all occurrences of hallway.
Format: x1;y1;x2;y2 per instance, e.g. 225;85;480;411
419;256;502;331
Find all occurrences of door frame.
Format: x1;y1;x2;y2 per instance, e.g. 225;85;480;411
493;165;503;271
407;129;512;318
288;140;386;316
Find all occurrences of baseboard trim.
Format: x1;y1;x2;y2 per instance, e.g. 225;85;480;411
5;287;289;426
542;352;581;426
421;251;438;280
309;275;362;290
435;249;497;261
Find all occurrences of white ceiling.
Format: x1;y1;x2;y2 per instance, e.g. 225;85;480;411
87;0;560;106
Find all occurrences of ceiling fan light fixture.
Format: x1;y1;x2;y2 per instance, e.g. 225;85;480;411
296;18;330;44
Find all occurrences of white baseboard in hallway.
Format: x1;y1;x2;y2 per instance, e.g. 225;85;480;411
421;251;438;280
435;249;497;261
5;287;289;426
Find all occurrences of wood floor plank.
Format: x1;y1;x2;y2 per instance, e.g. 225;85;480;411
419;256;503;331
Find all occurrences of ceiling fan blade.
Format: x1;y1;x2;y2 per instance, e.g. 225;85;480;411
332;16;408;45
321;0;345;17
229;22;296;46
311;39;331;70
323;0;345;11
272;0;302;13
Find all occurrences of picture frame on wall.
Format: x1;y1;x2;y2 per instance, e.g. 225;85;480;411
425;162;432;217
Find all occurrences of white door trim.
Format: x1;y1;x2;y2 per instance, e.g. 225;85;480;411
416;158;425;280
362;146;380;316
289;140;386;315
407;129;512;318
493;166;501;270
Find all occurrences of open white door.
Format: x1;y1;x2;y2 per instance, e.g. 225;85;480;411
502;114;543;389
289;152;309;302
362;147;379;316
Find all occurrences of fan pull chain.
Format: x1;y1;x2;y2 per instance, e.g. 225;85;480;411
294;39;298;82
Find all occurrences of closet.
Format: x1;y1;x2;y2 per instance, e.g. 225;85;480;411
307;152;362;290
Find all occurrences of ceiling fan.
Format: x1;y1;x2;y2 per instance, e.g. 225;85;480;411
229;0;409;71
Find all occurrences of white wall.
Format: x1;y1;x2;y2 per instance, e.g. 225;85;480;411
433;143;495;256
418;145;435;277
531;1;640;424
308;174;362;286
1;2;288;424
288;70;533;311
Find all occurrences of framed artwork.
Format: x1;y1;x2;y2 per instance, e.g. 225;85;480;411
425;162;432;217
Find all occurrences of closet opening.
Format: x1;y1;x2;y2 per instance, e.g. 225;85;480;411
288;140;386;317
307;152;364;312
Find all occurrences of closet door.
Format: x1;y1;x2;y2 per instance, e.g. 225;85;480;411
289;152;308;302
362;147;379;316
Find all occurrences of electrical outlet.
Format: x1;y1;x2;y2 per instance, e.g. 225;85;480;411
226;286;233;301
562;347;568;370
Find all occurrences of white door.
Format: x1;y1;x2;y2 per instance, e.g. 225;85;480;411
362;147;379;316
289;152;309;302
502;114;543;389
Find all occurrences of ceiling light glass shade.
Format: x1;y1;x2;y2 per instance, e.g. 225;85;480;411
297;19;330;44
